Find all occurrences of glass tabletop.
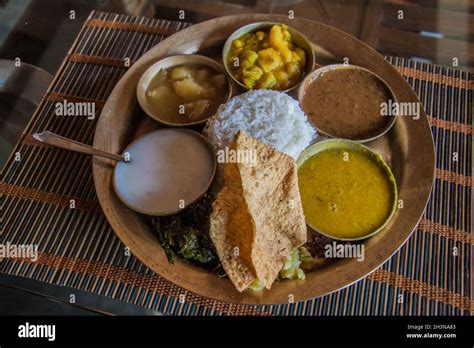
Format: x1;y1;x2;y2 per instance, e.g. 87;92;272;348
1;0;472;74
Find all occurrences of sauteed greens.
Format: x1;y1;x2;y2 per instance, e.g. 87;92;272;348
151;193;220;270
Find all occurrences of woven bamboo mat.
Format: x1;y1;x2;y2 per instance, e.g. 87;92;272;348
0;11;472;315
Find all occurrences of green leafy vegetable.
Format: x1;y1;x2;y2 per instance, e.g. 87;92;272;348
151;193;220;270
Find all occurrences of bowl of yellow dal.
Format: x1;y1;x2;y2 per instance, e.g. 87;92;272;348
296;139;397;241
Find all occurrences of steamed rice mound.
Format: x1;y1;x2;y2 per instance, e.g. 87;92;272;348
203;90;316;160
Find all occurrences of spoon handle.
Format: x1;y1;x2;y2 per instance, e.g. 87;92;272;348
33;131;124;162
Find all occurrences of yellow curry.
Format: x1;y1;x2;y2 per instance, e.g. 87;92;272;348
298;148;396;239
227;24;306;90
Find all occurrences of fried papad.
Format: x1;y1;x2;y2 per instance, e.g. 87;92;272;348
210;131;307;291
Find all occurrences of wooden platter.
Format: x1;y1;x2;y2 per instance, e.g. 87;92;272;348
92;14;435;305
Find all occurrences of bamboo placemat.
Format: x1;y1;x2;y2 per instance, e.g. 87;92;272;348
0;11;472;315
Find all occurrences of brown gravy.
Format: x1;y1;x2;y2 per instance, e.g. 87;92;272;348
301;68;393;140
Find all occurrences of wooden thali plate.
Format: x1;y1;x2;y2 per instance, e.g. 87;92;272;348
92;14;435;305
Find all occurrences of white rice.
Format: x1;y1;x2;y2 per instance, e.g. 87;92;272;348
203;90;316;160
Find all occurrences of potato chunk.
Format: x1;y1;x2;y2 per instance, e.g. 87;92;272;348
294;48;306;66
258;48;282;72
170;66;192;81
194;68;211;82
256;72;277;89
202;87;217;99
242;77;255;89
274;70;289;89
173;78;204;101
146;85;181;116
210;74;227;88
184;99;211;121
242;66;263;80
269;25;286;51
240;49;258;65
146;85;173;101
286;62;302;78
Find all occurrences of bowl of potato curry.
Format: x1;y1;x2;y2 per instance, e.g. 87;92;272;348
223;22;315;92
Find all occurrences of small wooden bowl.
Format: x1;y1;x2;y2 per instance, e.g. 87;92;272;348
137;54;232;127
222;22;315;93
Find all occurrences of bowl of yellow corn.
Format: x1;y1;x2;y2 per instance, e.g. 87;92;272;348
222;22;315;92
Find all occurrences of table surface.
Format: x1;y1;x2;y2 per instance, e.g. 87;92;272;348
0;3;472;315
